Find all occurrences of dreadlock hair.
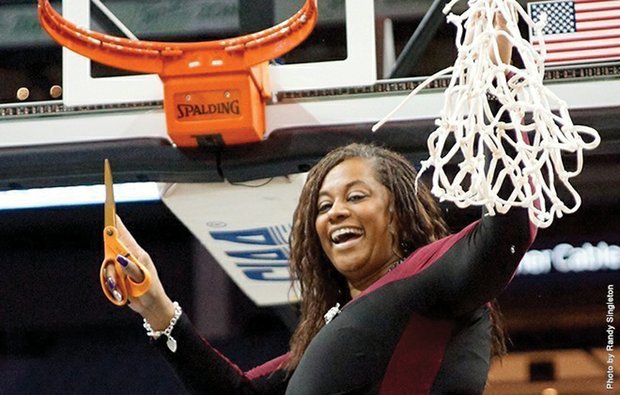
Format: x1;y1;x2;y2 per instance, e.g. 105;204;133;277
286;143;452;370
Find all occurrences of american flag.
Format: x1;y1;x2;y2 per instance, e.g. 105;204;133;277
528;0;620;65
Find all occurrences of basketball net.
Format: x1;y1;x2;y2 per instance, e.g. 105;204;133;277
373;0;600;228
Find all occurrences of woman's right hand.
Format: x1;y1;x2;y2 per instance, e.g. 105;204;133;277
103;215;176;331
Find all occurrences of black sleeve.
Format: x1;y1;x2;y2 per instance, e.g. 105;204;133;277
438;196;533;317
152;314;290;395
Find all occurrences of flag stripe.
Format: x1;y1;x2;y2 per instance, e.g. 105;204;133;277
544;47;620;62
576;10;620;24
532;28;620;43
575;0;616;4
578;18;620;31
575;0;620;12
542;36;620;52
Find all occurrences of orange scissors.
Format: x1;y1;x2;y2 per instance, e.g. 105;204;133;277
100;159;151;306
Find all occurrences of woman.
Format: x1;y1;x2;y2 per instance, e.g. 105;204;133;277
107;140;536;394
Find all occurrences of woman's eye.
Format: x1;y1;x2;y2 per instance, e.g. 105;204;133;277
317;202;332;213
348;193;365;202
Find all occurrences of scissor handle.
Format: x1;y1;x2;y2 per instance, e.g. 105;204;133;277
100;258;128;306
101;226;152;306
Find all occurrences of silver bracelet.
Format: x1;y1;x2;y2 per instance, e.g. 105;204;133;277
143;301;182;353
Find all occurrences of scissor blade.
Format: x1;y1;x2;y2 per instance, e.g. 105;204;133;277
104;159;116;228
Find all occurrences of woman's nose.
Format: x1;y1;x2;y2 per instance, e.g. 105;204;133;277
327;200;349;221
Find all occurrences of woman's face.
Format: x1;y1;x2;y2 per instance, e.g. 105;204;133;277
315;157;401;291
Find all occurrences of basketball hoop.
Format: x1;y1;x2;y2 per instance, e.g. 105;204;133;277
38;0;318;147
374;0;600;228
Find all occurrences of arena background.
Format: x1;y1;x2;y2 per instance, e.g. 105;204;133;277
1;1;619;393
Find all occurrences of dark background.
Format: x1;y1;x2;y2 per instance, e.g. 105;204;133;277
0;196;617;394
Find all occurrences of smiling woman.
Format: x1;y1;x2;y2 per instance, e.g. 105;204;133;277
292;145;449;336
282;142;535;393
314;157;403;295
104;139;536;394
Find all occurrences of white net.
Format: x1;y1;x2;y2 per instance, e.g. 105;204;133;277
373;0;600;228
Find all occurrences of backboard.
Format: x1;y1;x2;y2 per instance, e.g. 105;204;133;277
60;0;375;106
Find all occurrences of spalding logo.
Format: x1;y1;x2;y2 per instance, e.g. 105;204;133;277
177;99;240;119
